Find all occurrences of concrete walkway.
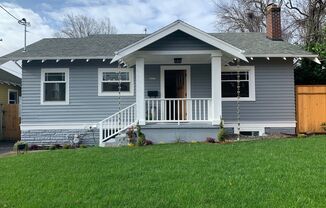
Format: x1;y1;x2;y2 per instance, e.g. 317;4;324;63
0;141;15;155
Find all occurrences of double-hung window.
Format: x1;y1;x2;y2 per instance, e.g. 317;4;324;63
222;66;255;101
98;68;134;96
41;68;69;105
8;89;18;104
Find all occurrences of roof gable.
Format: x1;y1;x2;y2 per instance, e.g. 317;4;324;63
140;30;217;51
111;20;248;63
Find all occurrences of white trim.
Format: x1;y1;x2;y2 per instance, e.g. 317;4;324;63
246;54;318;58
224;121;296;128
2;56;114;62
221;66;256;101
136;57;145;125
98;68;134;96
135;50;220;56
111;20;247;63
160;65;192;120
21;123;97;130
40;68;69;105
20;121;296;131
211;54;222;125
160;65;191;99
233;127;265;136
8;89;19;104
224;121;296;136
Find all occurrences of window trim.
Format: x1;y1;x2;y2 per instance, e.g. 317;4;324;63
8;89;19;104
40;68;69;105
98;68;134;96
221;66;256;101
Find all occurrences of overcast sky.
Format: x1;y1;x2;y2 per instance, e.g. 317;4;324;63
0;0;218;76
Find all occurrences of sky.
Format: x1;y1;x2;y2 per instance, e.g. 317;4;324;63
0;0;219;77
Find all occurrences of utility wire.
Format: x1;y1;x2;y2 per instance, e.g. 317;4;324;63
0;4;20;21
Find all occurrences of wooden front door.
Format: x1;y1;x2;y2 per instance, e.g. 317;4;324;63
164;70;187;120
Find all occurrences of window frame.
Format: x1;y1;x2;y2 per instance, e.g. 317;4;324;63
40;68;69;105
98;68;134;96
8;89;19;104
221;66;256;101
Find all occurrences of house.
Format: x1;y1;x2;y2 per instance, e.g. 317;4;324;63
0;67;21;105
0;4;318;146
0;66;21;140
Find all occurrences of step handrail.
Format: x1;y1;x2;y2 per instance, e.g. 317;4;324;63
99;103;137;146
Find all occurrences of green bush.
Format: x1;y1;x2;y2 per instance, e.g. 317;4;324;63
63;144;71;149
136;123;146;146
79;144;87;148
49;145;56;150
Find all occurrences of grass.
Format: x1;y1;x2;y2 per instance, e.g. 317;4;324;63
0;136;325;208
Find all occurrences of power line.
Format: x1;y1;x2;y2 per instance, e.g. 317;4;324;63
0;4;20;21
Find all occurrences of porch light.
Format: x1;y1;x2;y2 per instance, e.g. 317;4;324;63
174;58;182;64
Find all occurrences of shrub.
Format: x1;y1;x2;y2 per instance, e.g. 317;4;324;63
137;134;146;146
63;144;71;149
29;144;40;150
206;137;215;143
144;139;153;145
217;120;226;142
49;145;56;150
79;144;87;148
126;127;136;144
55;144;62;149
136;123;146;146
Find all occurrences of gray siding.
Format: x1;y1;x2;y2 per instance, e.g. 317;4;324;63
223;59;295;122
141;30;217;51
144;59;295;123
22;60;136;124
22;58;295;125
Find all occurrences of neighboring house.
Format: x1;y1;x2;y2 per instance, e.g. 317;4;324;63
0;4;319;146
0;67;21;105
0;67;21;140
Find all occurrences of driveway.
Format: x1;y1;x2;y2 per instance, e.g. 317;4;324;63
0;141;15;155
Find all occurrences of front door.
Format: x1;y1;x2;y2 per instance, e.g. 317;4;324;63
164;70;187;120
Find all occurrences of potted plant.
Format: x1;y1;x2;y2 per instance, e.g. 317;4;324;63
14;141;28;154
321;122;326;132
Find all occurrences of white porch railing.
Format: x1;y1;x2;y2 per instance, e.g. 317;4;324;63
145;98;212;123
98;103;137;146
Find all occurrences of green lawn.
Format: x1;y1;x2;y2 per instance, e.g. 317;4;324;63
0;137;325;208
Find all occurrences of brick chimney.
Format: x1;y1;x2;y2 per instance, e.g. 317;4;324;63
266;3;282;40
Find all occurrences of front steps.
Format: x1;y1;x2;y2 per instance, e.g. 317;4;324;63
101;133;129;147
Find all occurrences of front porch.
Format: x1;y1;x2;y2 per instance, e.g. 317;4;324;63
98;50;229;146
134;50;224;126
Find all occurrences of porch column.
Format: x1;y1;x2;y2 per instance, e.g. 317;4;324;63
136;57;145;125
211;52;222;125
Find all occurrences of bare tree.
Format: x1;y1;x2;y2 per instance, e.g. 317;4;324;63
213;0;326;43
285;0;326;45
214;0;278;32
55;14;117;38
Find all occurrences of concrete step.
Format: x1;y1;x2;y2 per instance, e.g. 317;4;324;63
103;133;129;147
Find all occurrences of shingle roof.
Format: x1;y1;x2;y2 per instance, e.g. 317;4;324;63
0;68;21;86
0;32;314;61
211;33;314;56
